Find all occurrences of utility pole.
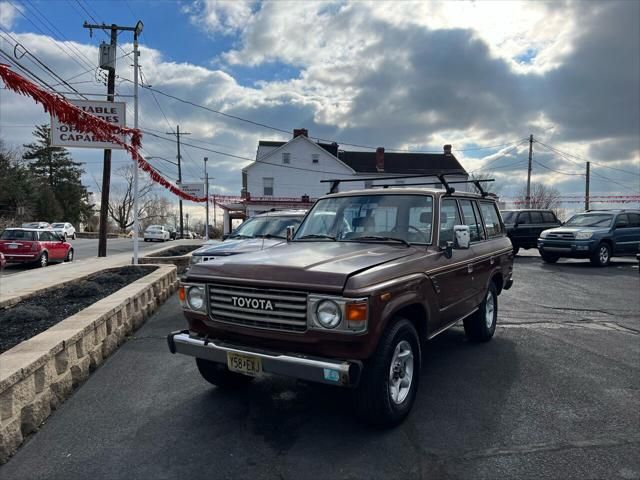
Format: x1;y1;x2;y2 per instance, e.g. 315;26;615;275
83;21;143;258
526;134;533;208
585;161;590;211
167;125;190;238
204;157;209;240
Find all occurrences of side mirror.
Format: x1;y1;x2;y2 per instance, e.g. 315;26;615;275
454;225;470;249
286;226;295;242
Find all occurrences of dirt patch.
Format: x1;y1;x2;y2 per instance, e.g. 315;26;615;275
0;266;156;354
147;245;200;257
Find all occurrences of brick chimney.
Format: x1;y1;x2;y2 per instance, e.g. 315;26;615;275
443;144;452;155
293;128;308;138
376;147;385;172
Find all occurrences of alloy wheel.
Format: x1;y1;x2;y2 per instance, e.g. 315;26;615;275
485;290;495;329
388;340;414;405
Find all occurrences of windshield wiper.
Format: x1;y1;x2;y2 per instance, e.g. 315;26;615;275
228;234;253;239
253;234;286;239
349;235;411;247
297;234;337;241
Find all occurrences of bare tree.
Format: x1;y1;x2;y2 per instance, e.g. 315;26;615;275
142;195;178;230
516;182;561;209
97;165;155;233
469;171;501;195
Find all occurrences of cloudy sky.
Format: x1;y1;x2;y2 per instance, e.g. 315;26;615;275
0;0;638;218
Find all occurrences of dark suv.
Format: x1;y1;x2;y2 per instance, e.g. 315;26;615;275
168;185;514;426
537;209;640;266
501;209;562;255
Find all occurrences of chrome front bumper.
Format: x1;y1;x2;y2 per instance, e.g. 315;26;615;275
167;331;362;387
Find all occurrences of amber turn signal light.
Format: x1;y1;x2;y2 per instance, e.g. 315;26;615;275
346;302;367;322
178;286;186;302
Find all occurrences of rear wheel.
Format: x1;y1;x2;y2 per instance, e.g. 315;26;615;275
354;318;420;428
540;251;559;263
195;358;253;388
590;243;611;267
38;252;48;268
464;282;497;342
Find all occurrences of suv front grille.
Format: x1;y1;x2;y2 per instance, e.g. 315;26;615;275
546;231;574;240
207;283;308;333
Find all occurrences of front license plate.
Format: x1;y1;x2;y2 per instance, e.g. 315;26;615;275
227;352;262;377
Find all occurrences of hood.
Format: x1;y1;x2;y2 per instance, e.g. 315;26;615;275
193;238;284;256
187;241;417;292
542;226;608;235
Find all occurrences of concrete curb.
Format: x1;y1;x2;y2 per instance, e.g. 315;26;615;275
0;264;178;463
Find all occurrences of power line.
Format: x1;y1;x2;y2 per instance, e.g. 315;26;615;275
533;159;584;176
535;139;640;177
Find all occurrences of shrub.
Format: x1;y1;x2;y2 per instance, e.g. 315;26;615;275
0;305;50;324
69;281;101;298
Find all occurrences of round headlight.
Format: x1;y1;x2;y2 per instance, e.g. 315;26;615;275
187;286;205;310
316;300;341;329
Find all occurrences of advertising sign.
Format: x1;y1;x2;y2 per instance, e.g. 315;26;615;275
51;100;126;149
180;183;205;198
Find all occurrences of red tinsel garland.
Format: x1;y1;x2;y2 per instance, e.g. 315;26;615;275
0;64;206;203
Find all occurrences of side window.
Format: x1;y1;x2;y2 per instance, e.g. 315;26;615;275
542;212;556;223
628;213;640;227
517;212;530;224
459;200;483;242
471;202;486;240
615;214;629;228
39;231;54;241
479;202;504;238
530;211;543;223
263;177;274;196
439;199;461;247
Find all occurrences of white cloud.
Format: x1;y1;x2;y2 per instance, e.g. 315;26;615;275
0;1;21;29
186;0;257;35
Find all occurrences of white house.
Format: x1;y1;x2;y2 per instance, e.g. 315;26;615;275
218;129;469;232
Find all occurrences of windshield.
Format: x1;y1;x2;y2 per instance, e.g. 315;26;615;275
52;223;65;228
231;215;303;238
501;211;517;223
1;230;37;241
295;194;433;244
564;213;613;228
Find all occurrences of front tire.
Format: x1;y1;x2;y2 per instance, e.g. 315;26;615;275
72;233;76;240
590;243;611;267
65;248;74;262
195;358;253;388
512;245;520;256
354;318;420;428
464;282;497;342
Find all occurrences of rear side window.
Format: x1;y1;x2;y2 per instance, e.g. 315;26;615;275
542;212;556;223
1;230;37;241
479;202;504;238
459;199;484;242
517;212;531;224
530;211;543;223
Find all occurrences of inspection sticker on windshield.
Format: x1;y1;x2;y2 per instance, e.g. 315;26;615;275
323;368;340;382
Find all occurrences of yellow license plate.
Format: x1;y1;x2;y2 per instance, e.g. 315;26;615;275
227;352;262;377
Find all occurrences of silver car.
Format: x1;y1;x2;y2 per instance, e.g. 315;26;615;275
51;222;76;240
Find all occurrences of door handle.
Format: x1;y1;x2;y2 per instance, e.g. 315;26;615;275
467;264;473;274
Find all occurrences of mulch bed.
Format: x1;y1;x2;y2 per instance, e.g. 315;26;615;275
147;245;200;257
0;266;157;354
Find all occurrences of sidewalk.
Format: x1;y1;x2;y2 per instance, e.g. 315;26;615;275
0;240;199;306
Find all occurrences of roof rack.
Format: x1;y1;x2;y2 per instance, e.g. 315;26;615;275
320;174;494;196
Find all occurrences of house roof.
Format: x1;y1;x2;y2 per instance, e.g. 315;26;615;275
257;139;467;176
338;151;467;175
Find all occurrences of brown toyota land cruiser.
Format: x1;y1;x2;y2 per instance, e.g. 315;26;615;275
168;179;514;426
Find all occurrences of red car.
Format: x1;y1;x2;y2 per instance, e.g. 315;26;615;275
0;228;74;267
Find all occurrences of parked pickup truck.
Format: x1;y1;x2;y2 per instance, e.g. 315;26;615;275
168;185;514;426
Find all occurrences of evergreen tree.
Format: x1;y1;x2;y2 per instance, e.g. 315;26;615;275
22;125;93;224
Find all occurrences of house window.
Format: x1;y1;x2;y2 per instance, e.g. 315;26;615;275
263;177;274;196
312;153;319;164
282;152;291;164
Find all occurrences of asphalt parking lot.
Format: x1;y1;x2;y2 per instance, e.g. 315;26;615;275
2;252;639;480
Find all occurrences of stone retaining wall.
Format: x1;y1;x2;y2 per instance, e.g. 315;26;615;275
138;254;191;274
0;265;178;463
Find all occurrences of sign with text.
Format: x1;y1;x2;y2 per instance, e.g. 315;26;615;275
51;100;126;149
180;183;205;198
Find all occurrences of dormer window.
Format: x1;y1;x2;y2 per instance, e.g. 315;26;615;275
312;153;319;164
282;152;291;164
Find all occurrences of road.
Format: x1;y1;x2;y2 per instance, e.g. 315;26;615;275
1;238;168;277
1;254;639;479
